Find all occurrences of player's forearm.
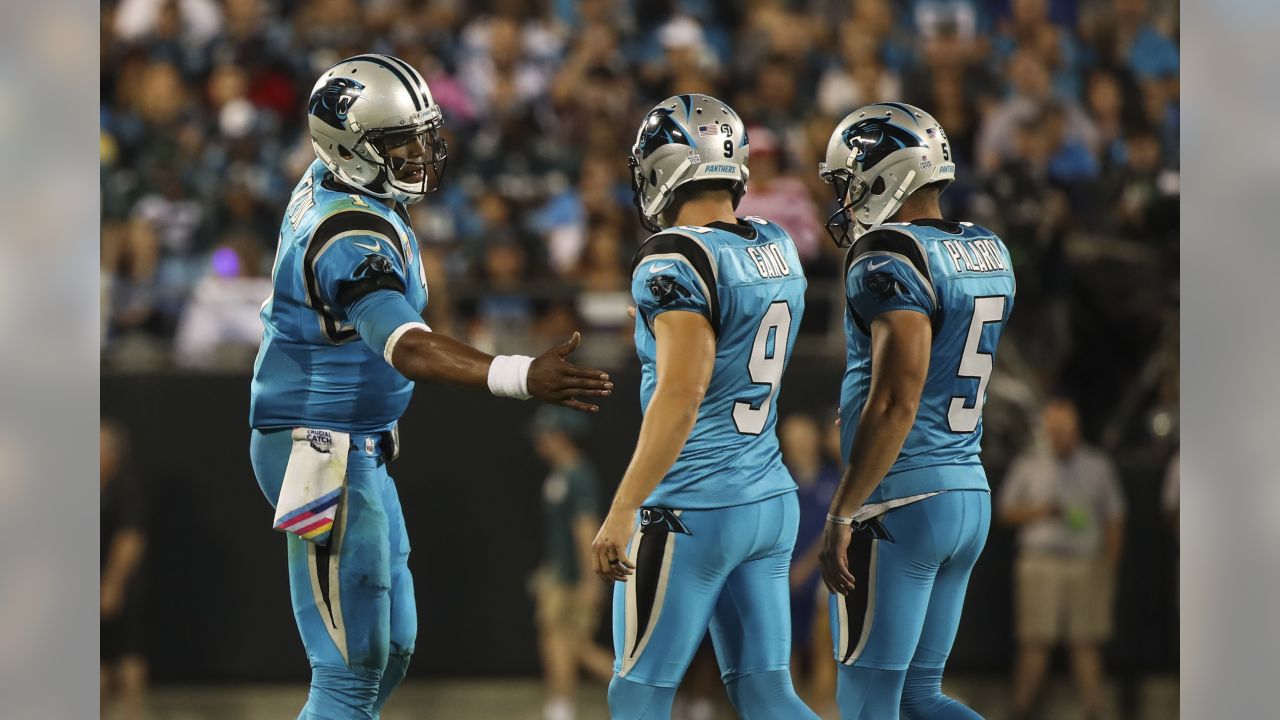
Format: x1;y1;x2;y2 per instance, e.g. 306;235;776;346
608;385;703;513
390;330;494;386
829;395;918;517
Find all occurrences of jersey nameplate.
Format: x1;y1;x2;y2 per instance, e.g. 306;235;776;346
745;243;791;279
942;239;1007;274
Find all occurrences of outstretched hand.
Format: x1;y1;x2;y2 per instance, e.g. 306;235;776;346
527;331;614;412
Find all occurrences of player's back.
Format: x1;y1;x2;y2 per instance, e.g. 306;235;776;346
250;160;428;434
840;219;1015;503
631;217;807;509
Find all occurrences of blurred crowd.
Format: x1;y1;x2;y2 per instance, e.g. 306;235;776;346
100;0;1179;436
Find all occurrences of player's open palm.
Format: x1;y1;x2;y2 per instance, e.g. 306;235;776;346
527;331;614;413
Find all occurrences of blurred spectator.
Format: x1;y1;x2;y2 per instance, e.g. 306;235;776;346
173;234;271;369
990;0;1083;98
529;407;613;720
903;19;996;170
469;238;535;355
113;0;222;47
975;49;1098;175
735;126;823;263
780;413;841;716
999;397;1125;720
1109;125;1180;243
640;15;723;99
816;21;902;119
458;14;559;119
101;420;148;720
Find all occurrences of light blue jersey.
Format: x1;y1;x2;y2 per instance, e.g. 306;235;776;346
630;217;806;510
839;219;1015;502
250;160;429;434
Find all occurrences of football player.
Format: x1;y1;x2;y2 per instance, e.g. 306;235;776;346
249;55;613;718
590;94;820;720
816;102;1016;719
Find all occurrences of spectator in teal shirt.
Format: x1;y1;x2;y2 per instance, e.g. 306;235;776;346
531;406;613;720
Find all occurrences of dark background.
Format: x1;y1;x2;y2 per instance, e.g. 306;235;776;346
102;368;1178;684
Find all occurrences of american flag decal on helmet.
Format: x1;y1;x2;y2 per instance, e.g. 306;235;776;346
697;124;722;136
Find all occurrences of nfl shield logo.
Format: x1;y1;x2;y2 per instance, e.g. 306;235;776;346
365;436;375;455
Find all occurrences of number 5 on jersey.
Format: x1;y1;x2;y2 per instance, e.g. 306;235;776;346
733;301;792;435
948;295;1007;433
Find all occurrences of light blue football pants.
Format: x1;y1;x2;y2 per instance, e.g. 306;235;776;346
830;490;991;720
251;428;415;720
608;491;819;720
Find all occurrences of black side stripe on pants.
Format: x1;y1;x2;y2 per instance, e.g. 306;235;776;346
314;543;339;629
619;513;682;677
630;530;668;657
838;525;878;664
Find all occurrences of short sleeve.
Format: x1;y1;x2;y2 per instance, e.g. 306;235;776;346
569;464;600;519
998;456;1033;512
307;210;411;320
844;227;937;333
1098;453;1126;519
631;232;719;335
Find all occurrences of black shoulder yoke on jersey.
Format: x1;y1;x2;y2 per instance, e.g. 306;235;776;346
304;209;407;336
632;231;720;336
844;225;942;336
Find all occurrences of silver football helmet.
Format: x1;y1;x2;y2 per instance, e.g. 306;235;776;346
818;102;955;246
629;94;750;232
307;54;448;205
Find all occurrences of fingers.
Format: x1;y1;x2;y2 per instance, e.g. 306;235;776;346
563;364;612;381
835;557;857;595
603;551;634;582
557;374;614;391
555;331;582;358
592;542;634;582
626;305;637;320
560;398;600;413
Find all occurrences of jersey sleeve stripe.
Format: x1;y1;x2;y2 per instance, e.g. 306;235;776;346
383;321;431;366
631;232;720;336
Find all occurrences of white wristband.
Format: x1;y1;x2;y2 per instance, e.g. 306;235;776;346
826;513;855;526
488;355;534;399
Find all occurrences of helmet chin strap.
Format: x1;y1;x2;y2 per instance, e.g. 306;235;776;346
860;169;917;235
643;157;693;227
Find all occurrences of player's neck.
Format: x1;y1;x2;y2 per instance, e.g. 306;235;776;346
890;196;943;225
670;198;738;229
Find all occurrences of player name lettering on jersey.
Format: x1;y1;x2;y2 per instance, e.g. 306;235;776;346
942;238;1008;274
745;243;792;279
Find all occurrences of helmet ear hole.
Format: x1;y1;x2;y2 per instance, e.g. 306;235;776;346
871;177;886;195
649;169;658;185
338;145;354;160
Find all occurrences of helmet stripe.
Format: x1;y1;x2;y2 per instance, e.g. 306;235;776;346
347;54;422;111
382;54;433;108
